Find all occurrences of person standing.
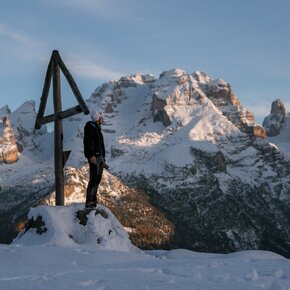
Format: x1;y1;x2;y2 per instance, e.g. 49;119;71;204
83;111;108;208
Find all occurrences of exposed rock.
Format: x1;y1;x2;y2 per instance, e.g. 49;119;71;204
246;124;267;139
118;73;155;88
196;73;255;132
263;99;287;136
0;116;19;164
152;93;166;110
159;68;187;79
153;110;172;127
152;93;172;127
104;102;114;113
2;146;18;164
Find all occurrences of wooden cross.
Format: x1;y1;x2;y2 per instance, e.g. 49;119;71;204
35;50;89;206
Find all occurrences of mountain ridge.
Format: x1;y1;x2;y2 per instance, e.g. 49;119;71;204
0;68;290;256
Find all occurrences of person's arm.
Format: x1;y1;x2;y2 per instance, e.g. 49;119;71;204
84;123;95;161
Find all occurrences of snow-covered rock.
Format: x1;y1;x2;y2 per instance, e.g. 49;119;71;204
194;70;255;132
265;100;290;160
263;99;287;136
0;105;11;116
14;204;139;253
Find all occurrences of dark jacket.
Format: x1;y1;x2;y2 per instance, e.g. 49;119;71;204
83;121;105;160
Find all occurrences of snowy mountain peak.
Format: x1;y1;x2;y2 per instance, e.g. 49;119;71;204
117;73;155;88
1;68;290;258
14;100;36;114
192;70;211;83
159;68;187;79
0;105;11;117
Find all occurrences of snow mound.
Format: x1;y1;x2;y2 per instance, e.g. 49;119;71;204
225;250;287;261
13;204;139;253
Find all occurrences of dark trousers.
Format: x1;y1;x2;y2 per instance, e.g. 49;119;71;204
86;158;104;204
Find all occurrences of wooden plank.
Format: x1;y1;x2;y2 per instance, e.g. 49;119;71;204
52;50;89;115
34;56;53;129
58;105;82;119
52;58;65;206
38;105;82;125
38;114;55;125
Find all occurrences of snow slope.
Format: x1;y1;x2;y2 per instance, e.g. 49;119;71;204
1;245;289;290
1;204;290;290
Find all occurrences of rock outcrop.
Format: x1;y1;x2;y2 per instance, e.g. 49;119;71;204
194;71;256;133
263;99;287;136
0;116;19;163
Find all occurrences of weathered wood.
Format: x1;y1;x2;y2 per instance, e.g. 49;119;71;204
53;59;65;206
52;50;89;115
37;105;83;126
34;56;53;129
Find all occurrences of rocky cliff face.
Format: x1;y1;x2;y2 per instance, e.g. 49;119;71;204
263;99;287;137
1;69;290;257
0;116;19;164
193;71;255;131
263;99;290;161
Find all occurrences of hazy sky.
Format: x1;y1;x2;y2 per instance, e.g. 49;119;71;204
0;0;289;122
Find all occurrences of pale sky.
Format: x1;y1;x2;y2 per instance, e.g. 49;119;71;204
0;0;289;122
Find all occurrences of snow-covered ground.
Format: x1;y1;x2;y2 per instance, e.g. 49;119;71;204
0;204;290;290
1;242;290;289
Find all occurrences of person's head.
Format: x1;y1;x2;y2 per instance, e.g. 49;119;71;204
90;110;103;125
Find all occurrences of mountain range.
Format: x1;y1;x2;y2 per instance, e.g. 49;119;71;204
0;68;290;256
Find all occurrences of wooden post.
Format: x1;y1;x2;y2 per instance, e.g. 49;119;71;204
52;58;64;206
34;57;53;129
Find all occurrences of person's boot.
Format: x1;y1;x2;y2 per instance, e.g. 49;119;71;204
85;187;96;208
